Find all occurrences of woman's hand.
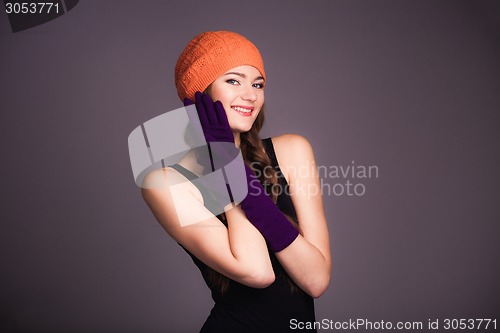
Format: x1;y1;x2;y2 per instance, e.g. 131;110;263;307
184;92;239;172
183;91;234;144
184;93;300;252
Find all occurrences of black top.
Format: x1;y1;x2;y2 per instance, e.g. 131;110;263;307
171;138;316;333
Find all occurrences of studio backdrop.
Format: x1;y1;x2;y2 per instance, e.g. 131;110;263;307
1;0;499;332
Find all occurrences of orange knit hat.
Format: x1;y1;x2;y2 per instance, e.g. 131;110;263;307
175;31;266;102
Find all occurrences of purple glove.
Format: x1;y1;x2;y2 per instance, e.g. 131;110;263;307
184;92;299;252
184;92;235;143
184;92;238;172
240;165;300;253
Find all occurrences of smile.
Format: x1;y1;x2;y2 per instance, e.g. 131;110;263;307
231;106;254;117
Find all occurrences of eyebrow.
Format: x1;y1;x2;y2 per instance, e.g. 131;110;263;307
224;71;265;81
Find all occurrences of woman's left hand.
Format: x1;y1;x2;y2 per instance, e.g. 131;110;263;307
184;92;239;173
183;91;234;144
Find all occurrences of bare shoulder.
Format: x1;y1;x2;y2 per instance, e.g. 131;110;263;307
269;134;316;184
271;133;314;164
140;166;213;238
140;166;193;190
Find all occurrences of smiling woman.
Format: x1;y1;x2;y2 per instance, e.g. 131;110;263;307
141;31;331;333
206;65;265;140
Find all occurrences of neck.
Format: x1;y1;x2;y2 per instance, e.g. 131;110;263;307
233;132;241;148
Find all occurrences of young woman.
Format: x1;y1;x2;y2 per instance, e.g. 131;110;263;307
141;31;331;333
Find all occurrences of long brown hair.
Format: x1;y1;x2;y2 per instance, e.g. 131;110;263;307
204;105;300;295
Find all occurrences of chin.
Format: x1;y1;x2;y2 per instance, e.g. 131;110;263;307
235;124;254;133
229;121;254;134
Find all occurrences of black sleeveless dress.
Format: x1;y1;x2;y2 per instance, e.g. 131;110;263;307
171;138;316;333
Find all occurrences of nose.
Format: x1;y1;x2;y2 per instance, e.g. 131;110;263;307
241;84;257;102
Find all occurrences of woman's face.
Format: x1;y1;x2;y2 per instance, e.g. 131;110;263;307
207;65;265;134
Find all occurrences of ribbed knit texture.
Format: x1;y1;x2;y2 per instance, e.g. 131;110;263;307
175;31;266;101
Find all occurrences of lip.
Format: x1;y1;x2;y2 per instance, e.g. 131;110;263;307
231;105;254;117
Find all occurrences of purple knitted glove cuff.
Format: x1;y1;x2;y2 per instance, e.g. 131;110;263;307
240;166;299;252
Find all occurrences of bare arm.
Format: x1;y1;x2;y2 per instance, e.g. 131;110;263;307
272;134;332;298
141;167;275;288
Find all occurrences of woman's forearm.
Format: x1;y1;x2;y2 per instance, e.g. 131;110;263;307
271;134;332;298
140;171;275;289
276;233;331;298
224;205;275;287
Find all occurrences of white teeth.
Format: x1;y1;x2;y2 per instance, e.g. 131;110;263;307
232;106;252;113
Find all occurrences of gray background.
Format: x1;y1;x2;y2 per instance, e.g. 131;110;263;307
1;1;499;332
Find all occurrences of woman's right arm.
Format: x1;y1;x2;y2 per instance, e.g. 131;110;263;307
141;167;275;288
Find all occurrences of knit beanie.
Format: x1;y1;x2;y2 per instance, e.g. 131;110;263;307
175;31;266;102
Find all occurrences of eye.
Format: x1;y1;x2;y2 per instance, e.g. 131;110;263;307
253;82;265;89
226;79;239;85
